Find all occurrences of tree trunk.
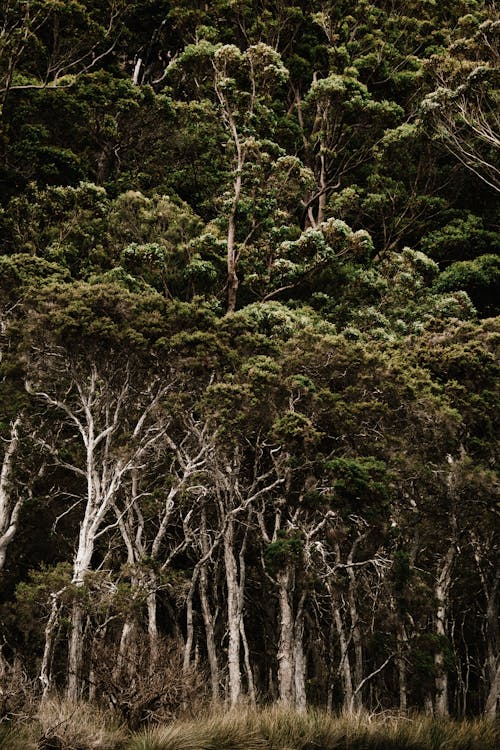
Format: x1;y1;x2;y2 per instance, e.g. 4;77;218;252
240;619;256;706
147;586;159;673
434;542;455;718
183;569;198;674
347;548;364;712
199;559;219;703
226;166;242;314
114;619;135;682
333;603;354;713
40;592;61;699
317;150;327;225
485;662;500;718
224;518;242;706
397;621;408;712
277;565;295;706
67;600;84;702
293;592;307;713
0;416;22;571
484;567;499;717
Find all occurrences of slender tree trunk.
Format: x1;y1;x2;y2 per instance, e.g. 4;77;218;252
333;603;354;713
293;592;307;713
67;524;95;700
67;600;84;702
485;662;500;718
224;517;242;706
40;592;62;699
434;542;455;718
237;527;255;705
424;693;434;715
0;416;22;571
484;568;499;716
226;165;242;314
199;554;219;703
114;619;135;682
397;621;408;712
277;565;295;706
347;551;364;711
317;150;327;225
147;586;159;673
240;619;256;706
183;569;198;674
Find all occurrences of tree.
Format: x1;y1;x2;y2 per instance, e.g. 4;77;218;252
421;10;499;192
0;1;125;108
19;281;175;699
167;39;289;312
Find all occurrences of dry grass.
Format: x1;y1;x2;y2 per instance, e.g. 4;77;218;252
0;697;128;750
127;706;500;750
1;703;497;750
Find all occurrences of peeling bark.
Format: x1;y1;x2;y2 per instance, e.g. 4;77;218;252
434;541;455;718
0;416;22;571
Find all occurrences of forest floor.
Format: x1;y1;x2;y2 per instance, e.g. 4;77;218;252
0;701;498;750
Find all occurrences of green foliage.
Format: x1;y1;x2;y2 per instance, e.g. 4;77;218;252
0;0;498;722
264;531;304;575
421;214;500;264
434;254;500;316
325;457;388;510
272;411;323;449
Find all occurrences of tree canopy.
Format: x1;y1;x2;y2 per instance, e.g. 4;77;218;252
0;0;498;725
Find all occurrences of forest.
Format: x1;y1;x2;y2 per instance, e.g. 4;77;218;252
0;2;498;748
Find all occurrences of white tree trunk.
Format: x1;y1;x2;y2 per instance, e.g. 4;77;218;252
277;565;295;706
114;620;134;681
484;568;499;717
183;569;198;674
485;662;500;718
334;604;354;713
293;593;307;713
224;517;242;706
40;592;62;699
397;622;408;712
200;561;219;704
147;586;159;673
0;416;22;571
347;543;364;712
67;601;84;702
226;163;242;314
199;504;219;703
434;542;455;718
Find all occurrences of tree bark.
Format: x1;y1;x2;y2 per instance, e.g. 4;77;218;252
434;541;455;718
226;163;242;314
0;416;22;571
199;509;219;704
333;603;354;713
40;592;62;699
147;587;159;674
224;516;242;706
199;566;219;704
67;600;84;702
293;592;307;713
397;621;408;712
347;540;365;712
484;567;499;717
277;565;295;706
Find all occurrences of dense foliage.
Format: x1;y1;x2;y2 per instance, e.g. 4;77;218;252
0;0;498;726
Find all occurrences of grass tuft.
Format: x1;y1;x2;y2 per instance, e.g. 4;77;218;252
127;706;500;750
0;697;128;750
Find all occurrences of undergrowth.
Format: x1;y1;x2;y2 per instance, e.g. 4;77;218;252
0;697;127;750
127;707;499;750
0;703;497;750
